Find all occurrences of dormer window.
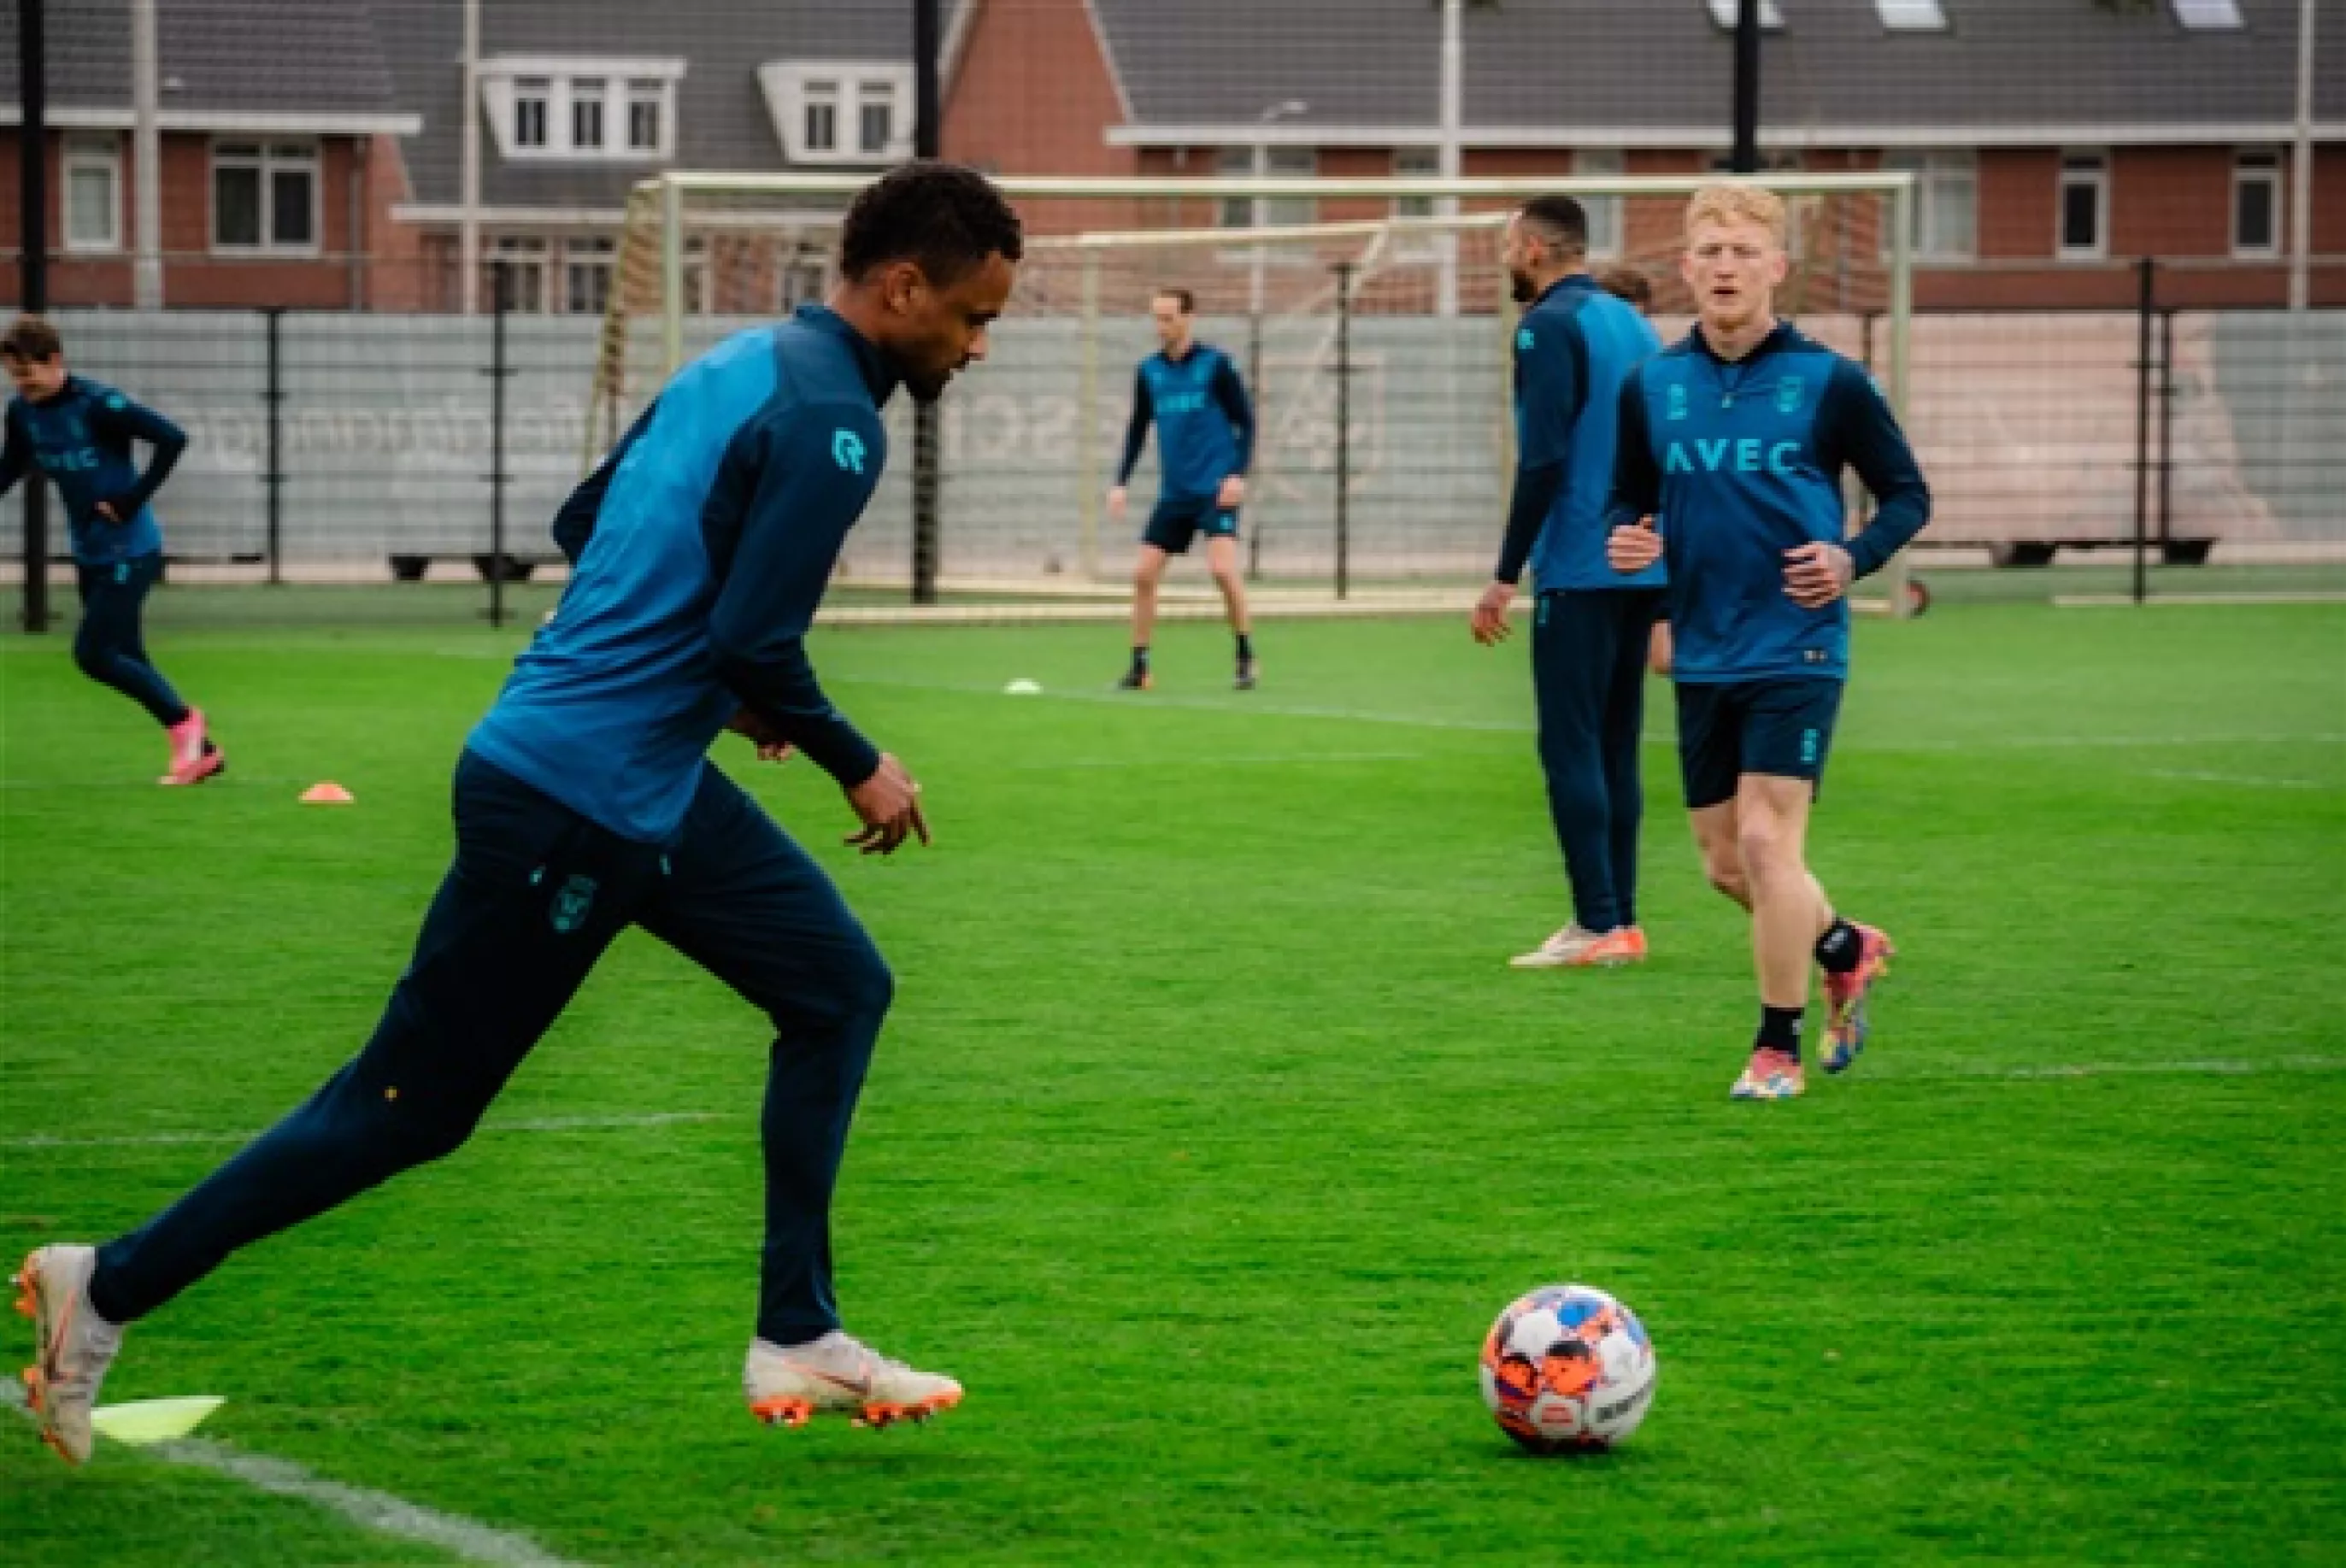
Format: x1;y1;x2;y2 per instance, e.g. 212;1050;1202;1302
760;63;914;166
483;58;682;162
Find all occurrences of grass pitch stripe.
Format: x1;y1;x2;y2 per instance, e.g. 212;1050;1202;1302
3;1383;591;1568
1;1111;726;1150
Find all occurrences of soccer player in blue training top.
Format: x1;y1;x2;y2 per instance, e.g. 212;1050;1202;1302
0;317;221;785
14;162;1023;1465
1607;184;1926;1101
1472;197;1665;972
1108;286;1258;690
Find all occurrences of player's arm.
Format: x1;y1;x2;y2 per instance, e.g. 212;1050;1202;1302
0;405;27;500
88;392;187;522
702;403;886;790
1113;368;1153;489
1603;374;1665;574
1209;355;1255;477
1823;361;1931;578
550;401;657;566
1491;316;1587;587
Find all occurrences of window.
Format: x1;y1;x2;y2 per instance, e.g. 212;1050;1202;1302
778;245;829;313
1577;149;1625;257
1875;0;1948;28
514;78;550;150
1392;148;1439;220
2172;0;2243;28
571;79;606;151
212;140;319;254
761;63;912;164
564;237;614;315
804;82;838;154
1264;146;1316;228
2233;150;2280;257
1882;150;1976;260
626;79;664;153
1705;0;1784;29
1218;146;1253;228
2057;151;2108;260
487;236;547;312
62;134;121;253
857;82;894;156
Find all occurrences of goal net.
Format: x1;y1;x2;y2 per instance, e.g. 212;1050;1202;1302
590;173;1915;615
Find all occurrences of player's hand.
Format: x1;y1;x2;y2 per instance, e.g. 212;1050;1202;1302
844;753;930;856
1783;542;1855;608
1608;519;1663;573
1106;486;1128;521
1216;475;1245;510
1471;580;1515;645
725;708;795;764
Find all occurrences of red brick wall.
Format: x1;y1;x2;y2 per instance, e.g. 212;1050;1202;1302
944;0;1138;235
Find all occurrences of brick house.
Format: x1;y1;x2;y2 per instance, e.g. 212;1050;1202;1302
0;0;420;309
946;0;2346;309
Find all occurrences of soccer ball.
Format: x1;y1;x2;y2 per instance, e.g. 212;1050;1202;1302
1479;1283;1657;1453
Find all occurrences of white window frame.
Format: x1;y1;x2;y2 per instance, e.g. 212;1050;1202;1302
1577;149;1625;259
209;138;321;256
1880;150;1976;261
562;236;615;315
1875;0;1949;30
514;78;551;150
2231;150;2282;260
2171;0;2244;29
62;133;123;254
2056;150;2109;261
1705;0;1784;30
760;63;913;166
482;58;683;163
570;79;608;153
803;82;839;155
486;234;549;313
1391;147;1438;220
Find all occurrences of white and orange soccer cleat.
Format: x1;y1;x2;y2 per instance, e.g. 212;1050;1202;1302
744;1331;963;1431
160;709;225;787
1730;1048;1806;1101
1821;923;1896;1074
1510;925;1646;969
15;1244;125;1465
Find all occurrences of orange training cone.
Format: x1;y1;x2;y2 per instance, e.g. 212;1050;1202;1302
300;781;356;806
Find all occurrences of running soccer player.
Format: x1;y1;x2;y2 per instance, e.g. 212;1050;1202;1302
0;318;220;784
1108;287;1258;690
1472;197;1664;971
1593;267;1676;678
15;162;1023;1465
1605;183;1926;1101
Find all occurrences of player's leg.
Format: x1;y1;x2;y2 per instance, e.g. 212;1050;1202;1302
71;556;217;784
1648;619;1673;678
1515;592;1627;966
636;766;958;1429
1677;681;1749;913
1596;589;1667;956
22;755;652;1464
1202;528;1255;689
1123;537;1174;689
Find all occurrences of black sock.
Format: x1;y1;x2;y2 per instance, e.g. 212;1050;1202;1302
1131;646;1149;672
1814;919;1863;975
1756;1006;1804;1059
1235;633;1253;662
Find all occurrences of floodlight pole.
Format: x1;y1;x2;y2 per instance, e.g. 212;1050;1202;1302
1732;0;1762;173
16;0;50;633
911;0;943;604
2288;0;2314;312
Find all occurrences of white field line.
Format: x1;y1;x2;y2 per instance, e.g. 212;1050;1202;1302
2136;768;2337;791
2;1110;726;1151
1;1382;591;1568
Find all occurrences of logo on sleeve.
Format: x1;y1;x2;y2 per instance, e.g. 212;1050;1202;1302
832;429;867;475
103;393;127;412
1516;327;1535;352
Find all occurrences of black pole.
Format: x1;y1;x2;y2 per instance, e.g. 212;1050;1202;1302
909;0;943;604
1246;314;1263;581
17;0;49;632
485;263;510;628
1333;261;1353;602
1731;0;1762;174
2155;306;2175;558
263;308;285;584
2131;258;2155;606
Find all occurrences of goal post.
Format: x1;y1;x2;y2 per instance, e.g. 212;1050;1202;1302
592;170;1917;617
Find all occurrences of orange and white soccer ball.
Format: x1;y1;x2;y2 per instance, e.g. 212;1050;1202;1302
1479;1283;1657;1453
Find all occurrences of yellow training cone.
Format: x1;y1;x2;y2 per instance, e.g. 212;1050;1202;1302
91;1396;226;1446
300;782;356;806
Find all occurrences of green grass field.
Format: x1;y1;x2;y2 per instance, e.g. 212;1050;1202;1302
3;602;2342;1565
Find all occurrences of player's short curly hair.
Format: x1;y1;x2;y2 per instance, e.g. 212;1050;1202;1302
1;315;65;362
1685;182;1787;246
838;161;1025;287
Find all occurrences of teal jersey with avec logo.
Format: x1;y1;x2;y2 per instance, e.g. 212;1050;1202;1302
0;377;185;564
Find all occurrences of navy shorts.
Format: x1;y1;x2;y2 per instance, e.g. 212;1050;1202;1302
1674;678;1844;809
1144;496;1240;555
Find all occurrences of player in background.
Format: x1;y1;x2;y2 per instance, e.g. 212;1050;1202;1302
15;163;1023;1465
1605;184;1926;1100
1593;266;1676;679
1108;288;1258;690
1472;198;1665;971
0;318;220;784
